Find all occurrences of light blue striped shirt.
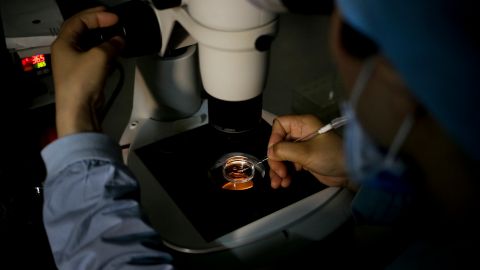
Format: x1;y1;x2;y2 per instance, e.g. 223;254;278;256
41;133;174;270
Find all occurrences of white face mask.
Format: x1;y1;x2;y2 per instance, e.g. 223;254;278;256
341;59;415;192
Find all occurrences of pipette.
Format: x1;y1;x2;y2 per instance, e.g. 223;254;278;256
293;115;348;142
248;115;349;168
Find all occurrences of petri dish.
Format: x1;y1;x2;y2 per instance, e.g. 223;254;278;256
223;155;255;184
210;152;266;191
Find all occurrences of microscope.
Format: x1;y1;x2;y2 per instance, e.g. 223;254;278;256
94;0;353;263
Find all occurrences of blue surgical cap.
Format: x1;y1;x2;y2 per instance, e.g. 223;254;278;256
336;0;480;161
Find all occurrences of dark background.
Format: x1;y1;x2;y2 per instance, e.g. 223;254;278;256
0;8;56;268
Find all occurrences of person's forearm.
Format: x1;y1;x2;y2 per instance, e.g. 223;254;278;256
42;133;173;269
55;102;99;137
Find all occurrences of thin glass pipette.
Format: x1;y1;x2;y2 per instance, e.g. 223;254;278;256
293;115;348;142
251;115;349;167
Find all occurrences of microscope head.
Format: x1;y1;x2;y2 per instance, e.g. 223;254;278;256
179;0;276;101
153;0;278;133
85;0;278;133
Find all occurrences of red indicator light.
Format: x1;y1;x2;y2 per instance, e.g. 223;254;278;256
21;54;47;72
21;57;32;71
32;54;45;65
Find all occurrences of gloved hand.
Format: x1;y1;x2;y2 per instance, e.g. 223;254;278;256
51;6;124;138
267;114;351;189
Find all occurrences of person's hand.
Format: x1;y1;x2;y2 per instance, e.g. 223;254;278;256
51;6;124;138
267;114;349;189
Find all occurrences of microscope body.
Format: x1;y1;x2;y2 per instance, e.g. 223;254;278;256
110;0;277;134
114;0;353;261
186;0;278;132
182;0;276;100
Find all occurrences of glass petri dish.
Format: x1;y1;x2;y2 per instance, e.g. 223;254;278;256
222;155;255;184
210;152;266;191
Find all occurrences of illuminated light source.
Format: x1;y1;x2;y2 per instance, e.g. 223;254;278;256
35;61;47;68
21;54;47;72
222;181;254;190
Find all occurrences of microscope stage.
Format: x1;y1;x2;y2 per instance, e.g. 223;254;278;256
134;120;327;243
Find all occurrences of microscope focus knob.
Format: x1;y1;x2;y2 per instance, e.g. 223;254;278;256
78;0;162;58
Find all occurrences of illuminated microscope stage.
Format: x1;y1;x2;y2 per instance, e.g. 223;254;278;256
125;107;353;256
134;119;326;242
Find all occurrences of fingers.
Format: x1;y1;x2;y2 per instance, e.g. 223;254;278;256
57;7;119;47
53;7;124;65
267;146;290;188
267;140;310;188
269;167;292;189
268;118;287;148
267;115;323;189
269;140;310;166
269;115;323;147
266;115;348;189
72;6;117;28
92;35;125;60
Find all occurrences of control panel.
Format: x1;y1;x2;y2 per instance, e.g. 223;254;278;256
13;48;54;109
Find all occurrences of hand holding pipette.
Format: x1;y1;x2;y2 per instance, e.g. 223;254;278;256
253;116;349;167
267;114;350;189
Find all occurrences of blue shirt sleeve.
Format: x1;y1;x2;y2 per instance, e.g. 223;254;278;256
41;132;174;270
